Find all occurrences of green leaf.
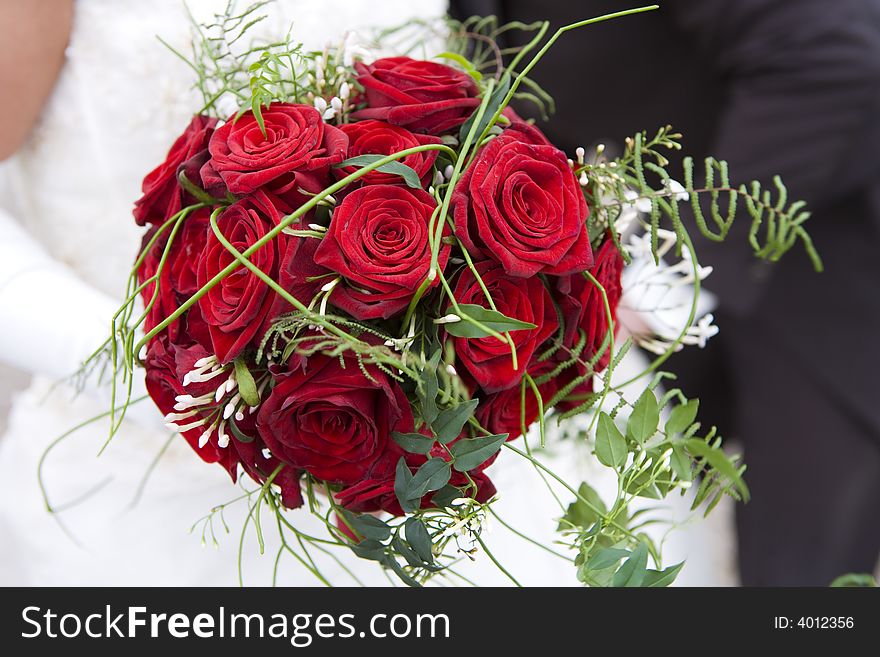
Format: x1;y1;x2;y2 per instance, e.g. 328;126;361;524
419;350;442;424
431;485;463;508
227;418;255;443
628;389;660;444
391;536;423;568
404;517;435;565
626;468;662;500
432;399;479;444
612;542;649;587
585;547;631;571
665;399;699;435
595;412;627;468
385;557;422;587
233;357;261;407
350;538;387;562
341;511;391;542
685;439;750;501
405;458;451;500
643;562;684;587
830;573;877;588
391;432;435;455
450;433;507;472
443;303;537;339
434;52;482;82
558;481;607;531
393;458;419;513
669;444;692;482
336;155;422;188
459;72;511;142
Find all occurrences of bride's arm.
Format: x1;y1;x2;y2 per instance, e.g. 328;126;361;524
0;0;159;427
0;207;161;427
0;0;74;160
0;207;119;379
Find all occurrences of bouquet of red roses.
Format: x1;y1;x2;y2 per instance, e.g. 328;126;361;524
92;5;819;586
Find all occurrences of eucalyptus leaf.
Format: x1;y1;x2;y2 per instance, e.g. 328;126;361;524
392;432;435;455
665;399;699;435
432;399;479;444
628;389;660;444
233;357;261;407
443;304;537;338
404;517;435;565
405;458;451;500
450;433;507;472
595;412;627;468
612;542;649;587
336;155;421;188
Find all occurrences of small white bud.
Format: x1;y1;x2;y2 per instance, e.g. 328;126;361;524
434;314;461;324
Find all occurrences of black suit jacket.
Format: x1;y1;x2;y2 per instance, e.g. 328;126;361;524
450;0;880;437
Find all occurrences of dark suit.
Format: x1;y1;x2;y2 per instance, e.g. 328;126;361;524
451;0;880;585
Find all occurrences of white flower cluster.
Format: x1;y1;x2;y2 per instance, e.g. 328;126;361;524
307;32;374;124
163;354;264;449
620;228;719;355
431;496;493;558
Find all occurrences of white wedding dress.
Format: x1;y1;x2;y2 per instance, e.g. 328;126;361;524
0;0;736;586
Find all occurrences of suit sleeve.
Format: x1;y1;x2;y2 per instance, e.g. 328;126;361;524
668;0;880;214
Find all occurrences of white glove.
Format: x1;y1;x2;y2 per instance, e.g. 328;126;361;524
0;206;163;430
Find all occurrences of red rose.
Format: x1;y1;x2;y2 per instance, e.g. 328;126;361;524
554;238;625;409
133;115;216;226
476;371;558;443
353;57;481;135
449;261;558;393
231;414;305;510
144;334;239;478
336;120;440;186
256;353;413;485
207;102;348;195
137;208;211;344
314;184;446;320
452;123;593;277
196;191;289;363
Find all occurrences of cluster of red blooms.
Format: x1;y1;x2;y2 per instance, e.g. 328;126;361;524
134;56;623;514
